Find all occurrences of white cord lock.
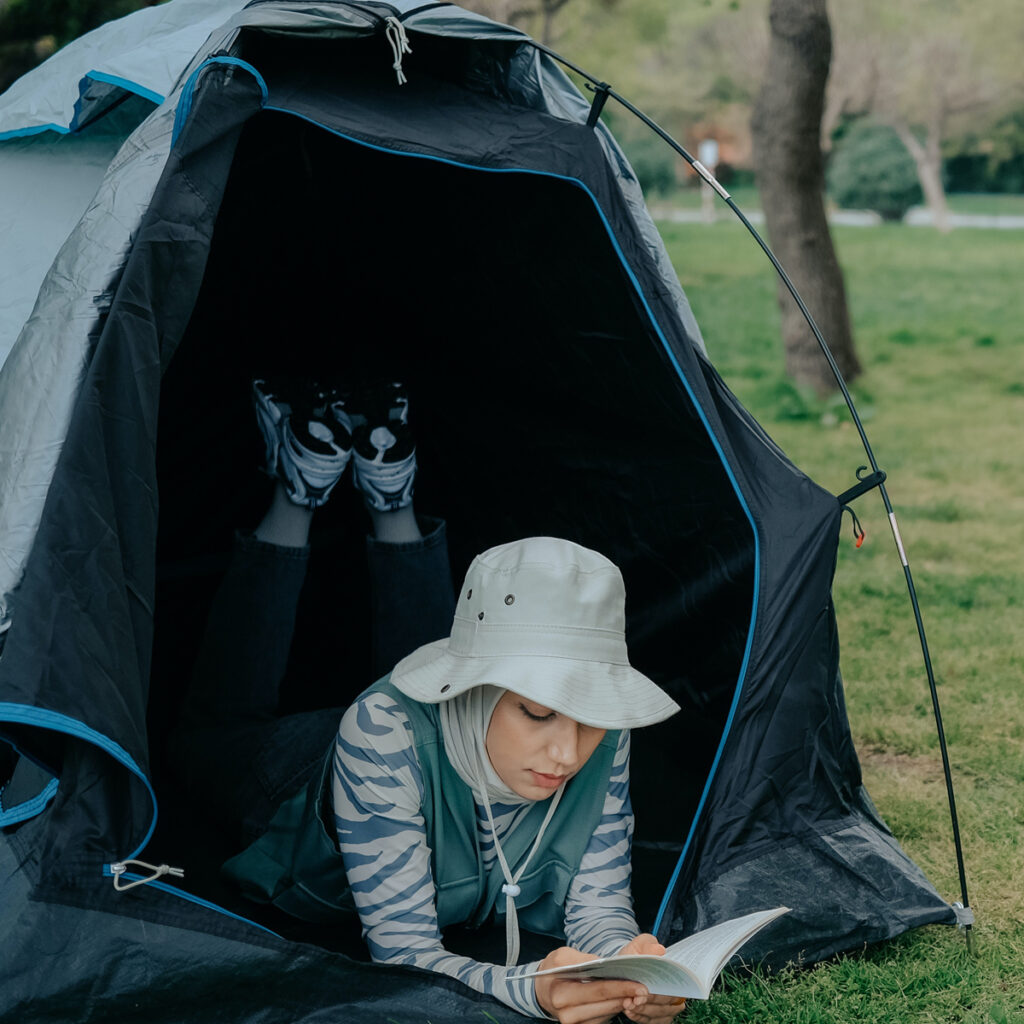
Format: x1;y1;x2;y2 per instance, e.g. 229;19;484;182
110;859;185;892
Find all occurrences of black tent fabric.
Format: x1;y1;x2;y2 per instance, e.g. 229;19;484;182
0;13;955;1022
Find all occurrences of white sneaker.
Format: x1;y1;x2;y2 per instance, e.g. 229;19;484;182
350;382;417;512
252;379;353;509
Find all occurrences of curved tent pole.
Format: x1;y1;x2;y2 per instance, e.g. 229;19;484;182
531;41;973;947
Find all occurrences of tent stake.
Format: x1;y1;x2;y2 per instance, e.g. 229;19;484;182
533;40;974;950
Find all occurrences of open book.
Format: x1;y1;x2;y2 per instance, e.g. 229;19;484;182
524;906;790;1000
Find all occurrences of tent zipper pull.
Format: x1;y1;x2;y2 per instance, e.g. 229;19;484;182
109;859;185;892
384;16;412;85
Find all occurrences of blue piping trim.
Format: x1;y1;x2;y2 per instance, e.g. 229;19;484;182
0;702;157;860
651;602;758;932
101;865;281;937
83;70;165;106
0;777;59;827
0;708;278;937
0;733;60;825
0;72;161;142
173;57;268;146
260;106;762;934
0;122;71;141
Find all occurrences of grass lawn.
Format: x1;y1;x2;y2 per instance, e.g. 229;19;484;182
658;184;762;210
654;218;1024;1022
923;193;1024;217
662;186;1024;218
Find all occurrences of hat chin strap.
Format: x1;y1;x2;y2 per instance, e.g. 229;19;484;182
476;770;565;967
439;684;566;965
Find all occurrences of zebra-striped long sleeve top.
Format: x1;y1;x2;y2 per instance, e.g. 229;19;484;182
332;688;639;1018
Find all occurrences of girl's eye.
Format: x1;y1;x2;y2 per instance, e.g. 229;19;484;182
519;702;556;723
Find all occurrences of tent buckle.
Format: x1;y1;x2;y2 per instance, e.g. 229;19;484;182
952;902;975;929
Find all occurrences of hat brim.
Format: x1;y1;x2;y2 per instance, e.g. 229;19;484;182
390;638;680;730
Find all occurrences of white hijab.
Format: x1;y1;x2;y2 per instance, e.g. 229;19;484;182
439;684;522;805
439;685;565;967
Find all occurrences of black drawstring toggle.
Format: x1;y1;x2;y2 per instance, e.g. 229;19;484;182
842;505;866;548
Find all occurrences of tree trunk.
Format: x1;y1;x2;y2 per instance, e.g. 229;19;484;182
540;0;570;45
893;121;951;233
751;0;861;396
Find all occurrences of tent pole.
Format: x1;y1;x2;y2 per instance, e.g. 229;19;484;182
530;41;974;949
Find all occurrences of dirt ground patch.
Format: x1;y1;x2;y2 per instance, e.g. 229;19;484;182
857;746;948;786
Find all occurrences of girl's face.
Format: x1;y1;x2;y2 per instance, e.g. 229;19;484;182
485;691;606;801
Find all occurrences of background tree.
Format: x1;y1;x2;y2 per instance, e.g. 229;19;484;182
0;0;155;91
459;0;575;45
751;0;860;395
826;120;922;222
826;0;1023;232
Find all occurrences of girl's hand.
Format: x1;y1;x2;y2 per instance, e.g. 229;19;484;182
533;938;687;1024
616;934;688;1024
617;933;666;957
534;946;650;1024
620;992;688;1024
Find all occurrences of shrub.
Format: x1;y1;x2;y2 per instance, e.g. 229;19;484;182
827;120;923;221
619;133;677;198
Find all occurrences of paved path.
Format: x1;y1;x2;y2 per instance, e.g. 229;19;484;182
649;204;1024;229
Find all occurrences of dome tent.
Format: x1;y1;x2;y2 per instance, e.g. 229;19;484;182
0;2;957;1021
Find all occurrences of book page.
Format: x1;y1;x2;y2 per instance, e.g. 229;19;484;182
527;954;704;999
524;907;789;1000
663;907;790;986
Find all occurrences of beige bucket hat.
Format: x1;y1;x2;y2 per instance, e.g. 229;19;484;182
389;537;680;730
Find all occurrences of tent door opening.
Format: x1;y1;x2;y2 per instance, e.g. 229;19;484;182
147;96;756;941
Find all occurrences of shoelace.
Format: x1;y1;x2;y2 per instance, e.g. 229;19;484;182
384;16;412;85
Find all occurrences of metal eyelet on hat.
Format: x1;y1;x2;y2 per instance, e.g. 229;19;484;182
504;594;515;605
466;589;472;599
440;684;451;693
478;611;485;621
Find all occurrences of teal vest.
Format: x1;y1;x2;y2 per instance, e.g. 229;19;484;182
222;677;620;938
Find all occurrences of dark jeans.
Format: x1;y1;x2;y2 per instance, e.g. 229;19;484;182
173;518;455;845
